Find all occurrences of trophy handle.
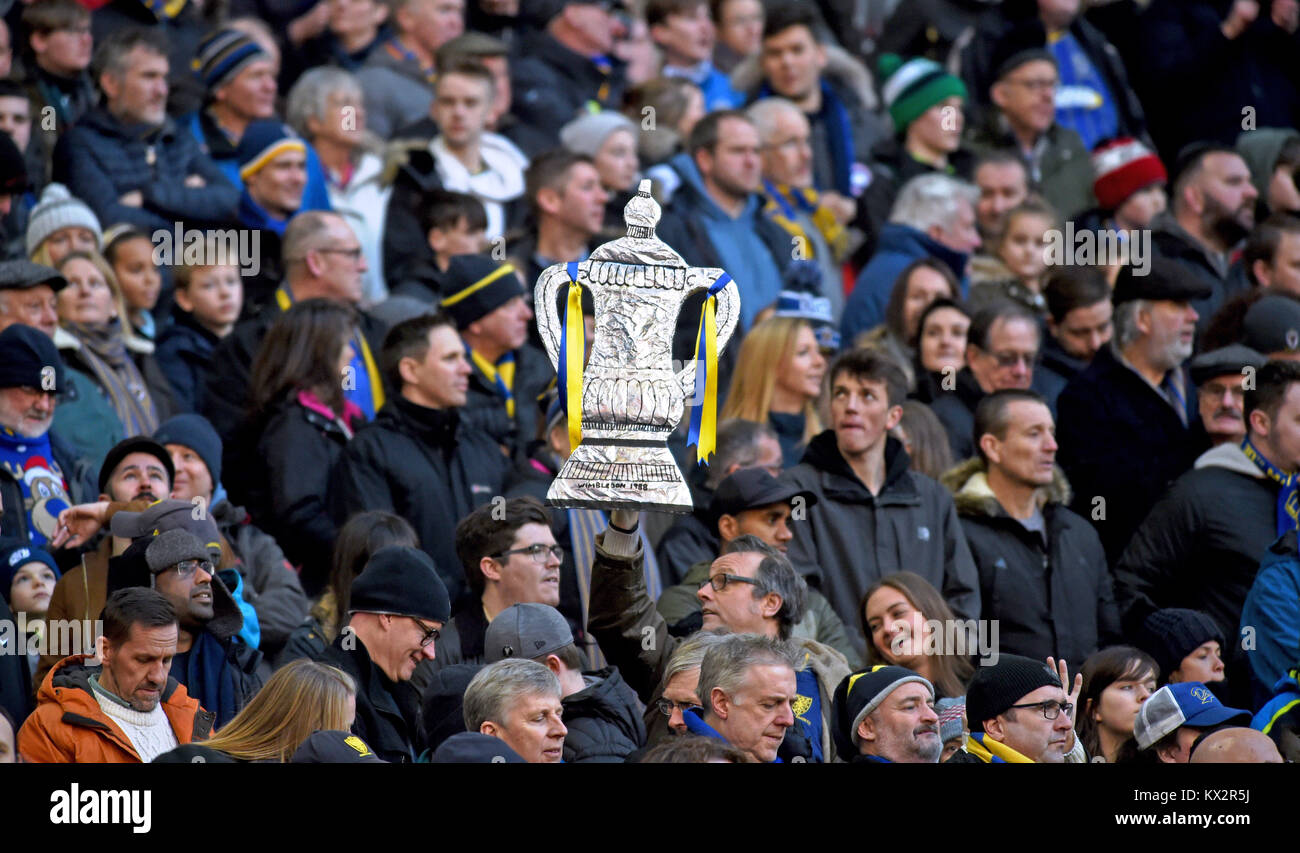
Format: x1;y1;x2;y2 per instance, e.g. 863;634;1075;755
674;269;742;398
534;263;572;373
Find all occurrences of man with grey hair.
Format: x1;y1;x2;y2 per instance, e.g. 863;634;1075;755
463;658;567;763
749;96;853;324
483;603;644;762
1057;259;1212;565
591;509;851;762
841;172;980;343
53;28;237;234
200;210;389;448
683;633;799;763
655;630;731;739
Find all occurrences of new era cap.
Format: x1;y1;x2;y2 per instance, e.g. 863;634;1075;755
1134;682;1251;750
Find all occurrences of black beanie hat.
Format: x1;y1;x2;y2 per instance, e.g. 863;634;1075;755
439;255;525;329
97;436;175;495
154;414;223;486
966;654;1062;732
831;665;934;758
1137;608;1223;680
0;323;64;394
349;546;451;623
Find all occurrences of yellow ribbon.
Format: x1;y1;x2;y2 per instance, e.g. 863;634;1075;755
562;269;585;452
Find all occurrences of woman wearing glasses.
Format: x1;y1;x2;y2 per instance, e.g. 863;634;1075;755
234;300;363;589
155;659;359;763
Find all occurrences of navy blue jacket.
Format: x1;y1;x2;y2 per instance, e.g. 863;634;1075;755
1055;345;1209;565
53;107;238;232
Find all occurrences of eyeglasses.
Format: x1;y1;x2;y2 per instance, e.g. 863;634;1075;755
411;617;440;648
1008;699;1073;720
700;573;760;592
494;544;565;565
169;559;214;579
989;350;1037;368
655;698;703;717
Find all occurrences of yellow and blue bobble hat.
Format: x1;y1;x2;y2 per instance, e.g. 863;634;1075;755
236;120;306;181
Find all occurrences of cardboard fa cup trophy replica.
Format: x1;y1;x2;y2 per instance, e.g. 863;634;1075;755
535;179;741;512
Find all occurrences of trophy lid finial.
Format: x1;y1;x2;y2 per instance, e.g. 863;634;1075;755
624;179;660;237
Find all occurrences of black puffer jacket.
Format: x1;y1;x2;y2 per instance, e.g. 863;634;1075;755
940;457;1121;665
330;396;510;611
562;667;647;763
239;395;358;591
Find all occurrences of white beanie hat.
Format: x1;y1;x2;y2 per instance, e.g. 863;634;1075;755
26;183;103;258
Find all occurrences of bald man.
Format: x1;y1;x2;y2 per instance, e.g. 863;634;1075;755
1188;727;1284;763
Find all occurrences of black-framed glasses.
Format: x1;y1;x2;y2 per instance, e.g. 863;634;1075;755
169;559;214;579
700;573;760;593
411;617;440;648
494;544;564;565
1009;700;1073;720
655;698;703;717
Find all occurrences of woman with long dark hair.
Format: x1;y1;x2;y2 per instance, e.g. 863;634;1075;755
860;572;974;699
235;299;362;591
1077;646;1159;763
858;258;961;389
909;298;971;404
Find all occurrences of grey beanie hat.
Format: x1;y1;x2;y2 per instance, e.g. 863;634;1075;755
558;111;638;158
25;184;103;258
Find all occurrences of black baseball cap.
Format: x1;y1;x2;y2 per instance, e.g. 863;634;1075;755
708;469;817;524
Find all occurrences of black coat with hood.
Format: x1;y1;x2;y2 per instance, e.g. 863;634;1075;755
940;457;1121;664
1114;441;1279;646
330;396;510;611
562;667;647;763
783;432;981;660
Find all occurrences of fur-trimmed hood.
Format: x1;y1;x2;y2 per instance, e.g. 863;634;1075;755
939;456;1072;519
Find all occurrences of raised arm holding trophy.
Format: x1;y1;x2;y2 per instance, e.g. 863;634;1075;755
534;179;741;513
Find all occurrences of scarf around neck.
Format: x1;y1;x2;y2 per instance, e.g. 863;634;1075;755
1242;436;1299;536
65;319;158;437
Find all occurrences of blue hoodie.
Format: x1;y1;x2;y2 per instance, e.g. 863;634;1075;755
667;152;786;331
842;223;971;345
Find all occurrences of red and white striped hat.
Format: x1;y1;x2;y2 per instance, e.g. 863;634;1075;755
1092;137;1167;210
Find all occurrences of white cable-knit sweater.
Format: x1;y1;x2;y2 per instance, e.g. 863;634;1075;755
90;677;179;763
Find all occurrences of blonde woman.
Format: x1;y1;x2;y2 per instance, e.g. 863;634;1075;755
53;251;179;437
720;316;826;468
154;659;358;763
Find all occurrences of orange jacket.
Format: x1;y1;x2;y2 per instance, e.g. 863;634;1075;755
18;655;215;763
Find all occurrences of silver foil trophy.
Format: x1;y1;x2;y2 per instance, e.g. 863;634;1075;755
535;179;741;512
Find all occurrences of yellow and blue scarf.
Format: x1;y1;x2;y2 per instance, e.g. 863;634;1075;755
1242;436;1300;536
